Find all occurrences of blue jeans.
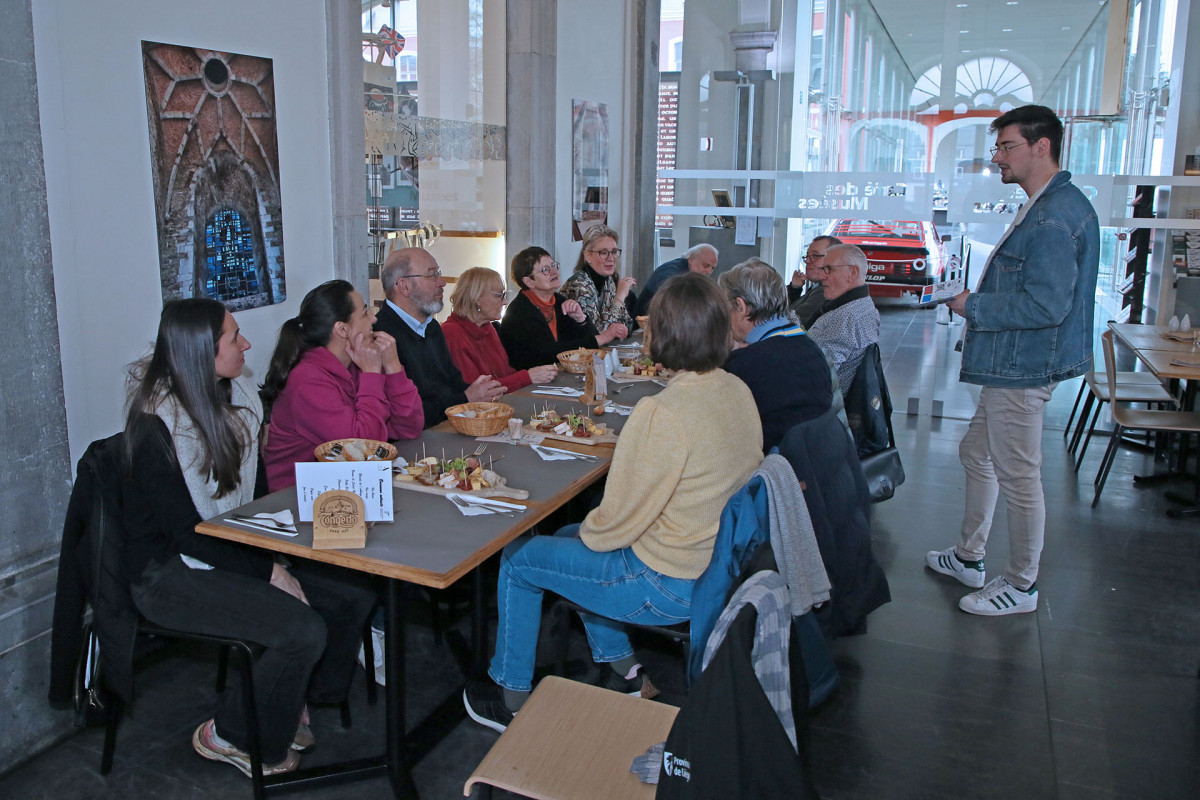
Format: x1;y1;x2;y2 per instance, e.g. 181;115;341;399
488;524;695;692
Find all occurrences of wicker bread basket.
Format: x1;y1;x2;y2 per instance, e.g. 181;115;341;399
557;348;606;374
314;438;398;462
444;402;514;436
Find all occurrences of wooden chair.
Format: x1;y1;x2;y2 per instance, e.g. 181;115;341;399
462;676;677;799
1064;369;1165;447
1092;330;1200;507
1068;369;1176;472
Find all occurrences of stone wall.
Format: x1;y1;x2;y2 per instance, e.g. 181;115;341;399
0;0;75;775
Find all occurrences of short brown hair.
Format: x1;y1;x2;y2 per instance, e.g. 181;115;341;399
449;267;505;325
511;246;551;290
649;273;731;372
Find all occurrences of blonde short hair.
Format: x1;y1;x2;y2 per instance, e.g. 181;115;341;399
449;267;505;324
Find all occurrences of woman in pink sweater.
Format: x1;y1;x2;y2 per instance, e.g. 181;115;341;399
261;280;423;491
442;267;559;392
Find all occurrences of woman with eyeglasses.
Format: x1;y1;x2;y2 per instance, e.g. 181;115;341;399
500;246;628;370
442;267;559;392
561;225;635;338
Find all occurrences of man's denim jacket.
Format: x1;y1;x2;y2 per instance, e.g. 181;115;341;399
960;171;1100;388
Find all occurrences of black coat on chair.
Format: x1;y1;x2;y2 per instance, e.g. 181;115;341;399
776;409;891;637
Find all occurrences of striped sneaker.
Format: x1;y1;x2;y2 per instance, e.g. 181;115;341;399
192;719;299;778
925;546;986;588
959;577;1038;616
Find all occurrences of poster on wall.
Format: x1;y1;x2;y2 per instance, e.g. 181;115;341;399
572;99;610;241
142;41;286;310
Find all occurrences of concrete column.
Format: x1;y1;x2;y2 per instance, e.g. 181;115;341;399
506;0;558;264
628;0;661;282
1150;0;1200;321
327;0;370;287
0;0;74;773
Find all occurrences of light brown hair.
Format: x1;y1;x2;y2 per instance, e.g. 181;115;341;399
449;267;505;324
649;273;731;372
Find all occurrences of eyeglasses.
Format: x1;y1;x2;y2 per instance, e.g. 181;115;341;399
535;262;560;275
815;263;853;275
802;253;827;262
989;141;1028;157
487;290;506;299
588;248;622;259
401;269;443;280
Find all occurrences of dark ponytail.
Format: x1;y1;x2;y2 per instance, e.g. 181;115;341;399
260;279;357;417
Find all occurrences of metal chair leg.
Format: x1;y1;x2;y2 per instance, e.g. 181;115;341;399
1075;401;1106;472
100;693;121;775
362;621;378;706
1064;381;1087;439
1093;425;1124;507
231;642;266;800
1068;392;1097;454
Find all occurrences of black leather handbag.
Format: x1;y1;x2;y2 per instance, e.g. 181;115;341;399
845;344;905;502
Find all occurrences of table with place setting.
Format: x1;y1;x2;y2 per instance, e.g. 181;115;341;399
193;361;670;798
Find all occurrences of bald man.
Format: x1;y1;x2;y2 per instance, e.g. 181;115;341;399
633;243;719;318
806;244;880;394
374;247;504;426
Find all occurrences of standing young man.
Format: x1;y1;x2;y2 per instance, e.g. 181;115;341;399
927;105;1100;615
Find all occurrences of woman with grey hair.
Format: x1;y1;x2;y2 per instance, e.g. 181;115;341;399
721;260;833;451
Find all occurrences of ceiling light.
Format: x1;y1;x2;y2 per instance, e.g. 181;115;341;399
1062;26;1070;30
956;2;967;6
1006;1;1018;4
960;30;969;34
1002;28;1013;32
998;48;1009;52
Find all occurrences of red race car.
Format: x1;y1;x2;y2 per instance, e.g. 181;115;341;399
826;219;948;299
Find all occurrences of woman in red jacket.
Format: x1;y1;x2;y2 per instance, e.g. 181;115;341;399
442;267;559;391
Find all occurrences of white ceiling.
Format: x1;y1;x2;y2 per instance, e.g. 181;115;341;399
868;0;1114;97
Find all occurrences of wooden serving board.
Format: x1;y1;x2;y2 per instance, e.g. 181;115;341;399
393;473;530;500
523;423;619;446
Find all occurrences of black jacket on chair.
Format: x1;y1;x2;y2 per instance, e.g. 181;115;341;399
49;434;138;707
776;409;891;637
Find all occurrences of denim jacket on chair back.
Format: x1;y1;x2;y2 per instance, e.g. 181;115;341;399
960;170;1101;388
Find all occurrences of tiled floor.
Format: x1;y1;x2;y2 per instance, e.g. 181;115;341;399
4;303;1199;799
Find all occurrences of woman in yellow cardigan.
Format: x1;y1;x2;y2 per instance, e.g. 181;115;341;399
464;273;763;732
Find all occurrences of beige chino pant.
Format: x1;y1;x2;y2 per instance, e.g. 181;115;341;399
955;383;1056;590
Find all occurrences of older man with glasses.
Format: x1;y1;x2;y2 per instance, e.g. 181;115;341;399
375;247;505;426
788;235;841;328
806;243;880;396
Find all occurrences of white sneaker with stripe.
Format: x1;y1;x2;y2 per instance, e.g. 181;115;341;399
958;576;1038;616
925;546;986;588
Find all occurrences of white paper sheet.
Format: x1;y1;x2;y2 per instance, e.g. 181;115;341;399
294;461;394;522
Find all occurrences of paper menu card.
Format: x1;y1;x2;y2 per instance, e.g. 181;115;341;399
294;461;394;522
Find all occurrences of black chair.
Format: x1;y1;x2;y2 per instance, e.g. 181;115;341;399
50;435;270;798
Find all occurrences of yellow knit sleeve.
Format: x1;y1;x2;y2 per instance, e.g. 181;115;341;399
578;397;687;552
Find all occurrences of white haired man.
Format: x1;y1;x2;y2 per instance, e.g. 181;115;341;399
633;243;719;317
